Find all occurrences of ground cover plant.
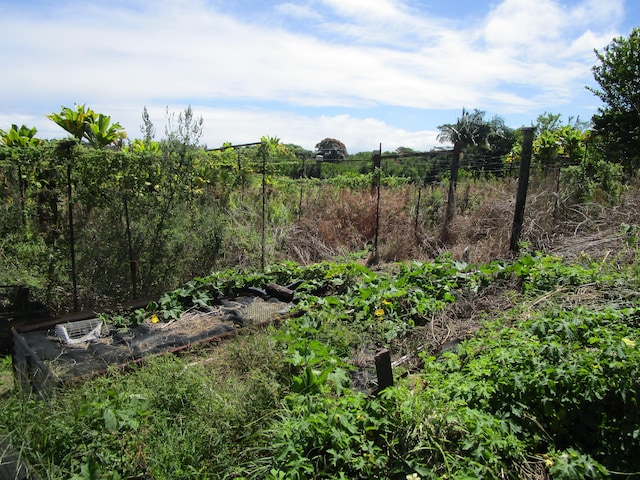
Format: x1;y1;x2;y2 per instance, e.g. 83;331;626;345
1;244;640;479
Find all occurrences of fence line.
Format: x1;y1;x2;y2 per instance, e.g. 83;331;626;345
0;142;548;313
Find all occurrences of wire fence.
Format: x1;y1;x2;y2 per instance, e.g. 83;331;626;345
1;135;564;313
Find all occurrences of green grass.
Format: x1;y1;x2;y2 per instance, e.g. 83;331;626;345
0;355;13;396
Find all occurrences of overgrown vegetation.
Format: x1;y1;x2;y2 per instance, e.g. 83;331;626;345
1;246;640;479
1;88;631;314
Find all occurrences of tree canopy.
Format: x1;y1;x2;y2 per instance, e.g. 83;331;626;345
315;138;347;160
588;27;640;172
437;108;515;160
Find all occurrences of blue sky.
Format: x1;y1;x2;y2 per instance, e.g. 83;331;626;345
1;0;638;153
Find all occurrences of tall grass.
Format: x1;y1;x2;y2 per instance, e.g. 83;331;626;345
1;329;287;479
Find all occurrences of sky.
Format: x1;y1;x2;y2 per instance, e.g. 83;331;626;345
1;0;639;154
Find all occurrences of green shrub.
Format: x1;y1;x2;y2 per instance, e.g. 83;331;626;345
560;158;623;205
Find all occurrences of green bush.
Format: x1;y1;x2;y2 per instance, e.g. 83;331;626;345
560;158;623;205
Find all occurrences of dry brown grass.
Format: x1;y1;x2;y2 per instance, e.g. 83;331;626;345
282;189;378;263
286;181;514;263
279;174;640;267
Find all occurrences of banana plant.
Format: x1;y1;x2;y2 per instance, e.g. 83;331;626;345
47;104;93;143
0;124;41;147
86;113;127;149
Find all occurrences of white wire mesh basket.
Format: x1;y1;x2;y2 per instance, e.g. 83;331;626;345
55;319;103;345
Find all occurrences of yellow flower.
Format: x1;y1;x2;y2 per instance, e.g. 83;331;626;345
382;300;392;306
150;314;160;324
374;308;385;317
622;337;636;348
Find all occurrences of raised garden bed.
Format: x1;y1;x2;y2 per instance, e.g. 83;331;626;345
12;291;293;397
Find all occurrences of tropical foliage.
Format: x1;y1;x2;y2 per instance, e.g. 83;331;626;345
0;124;41;147
47;104;127;148
437;108;514;156
589;27;640;173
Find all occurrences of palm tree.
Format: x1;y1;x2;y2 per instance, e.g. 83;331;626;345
437;108;505;151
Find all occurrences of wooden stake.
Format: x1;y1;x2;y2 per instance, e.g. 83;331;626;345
374;348;393;393
510;127;535;253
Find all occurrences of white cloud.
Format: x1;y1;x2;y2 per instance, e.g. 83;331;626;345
320;0;408;22
483;0;566;52
0;0;630;151
483;0;623;64
275;2;323;20
148;106;439;153
571;0;624;26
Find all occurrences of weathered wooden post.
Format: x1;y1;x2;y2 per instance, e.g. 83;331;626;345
414;185;422;238
123;194;138;299
261;147;267;272
372;144;382;261
298;155;306;221
237;148;245;201
445;142;462;222
371;144;382;193
374;348;393;394
510;127;535;253
61;140;79;312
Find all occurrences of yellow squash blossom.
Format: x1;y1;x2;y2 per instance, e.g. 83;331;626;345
622;337;636;348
